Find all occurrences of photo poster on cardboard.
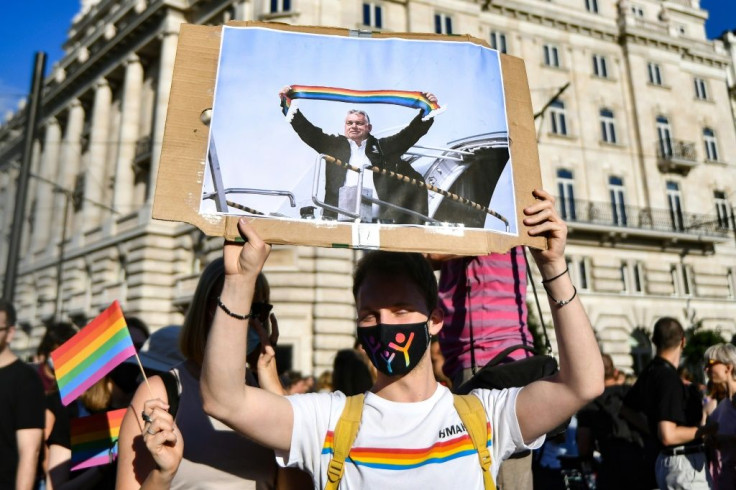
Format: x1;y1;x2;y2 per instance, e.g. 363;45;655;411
153;22;546;254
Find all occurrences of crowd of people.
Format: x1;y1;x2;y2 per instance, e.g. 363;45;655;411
0;188;733;490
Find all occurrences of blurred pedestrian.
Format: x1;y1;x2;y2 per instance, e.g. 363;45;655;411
623;317;715;490
704;343;736;489
0;299;45;490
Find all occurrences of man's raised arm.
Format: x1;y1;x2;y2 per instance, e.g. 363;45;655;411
200;219;294;452
515;189;604;444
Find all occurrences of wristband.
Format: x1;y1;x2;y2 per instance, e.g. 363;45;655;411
545;285;577;307
541;266;569;284
216;296;252;320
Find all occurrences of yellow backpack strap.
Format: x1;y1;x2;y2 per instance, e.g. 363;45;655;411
325;393;365;490
453;394;496;490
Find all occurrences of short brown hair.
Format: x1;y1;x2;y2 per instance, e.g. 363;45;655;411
352;251;437;312
180;258;270;366
652;317;685;351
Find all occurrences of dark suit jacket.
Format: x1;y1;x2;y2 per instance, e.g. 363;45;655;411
290;109;433;223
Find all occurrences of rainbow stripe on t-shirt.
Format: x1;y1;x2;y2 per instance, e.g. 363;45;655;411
321;422;491;470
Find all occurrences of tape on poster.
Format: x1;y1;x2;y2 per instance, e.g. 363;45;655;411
352;223;381;250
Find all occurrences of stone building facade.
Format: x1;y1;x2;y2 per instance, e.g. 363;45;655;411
1;0;735;374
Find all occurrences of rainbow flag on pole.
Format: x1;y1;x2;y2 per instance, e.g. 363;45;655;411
70;408;126;470
51;301;136;406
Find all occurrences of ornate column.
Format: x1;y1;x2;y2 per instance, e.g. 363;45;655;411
84;79;112;228
113;53;143;215
148;13;184;203
51;101;85;246
34;118;61;251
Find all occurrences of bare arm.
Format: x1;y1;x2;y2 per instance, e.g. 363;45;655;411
658;421;698;447
253;314;287;396
16;428;42;490
116;377;183;490
516;189;604;444
200;219;294;452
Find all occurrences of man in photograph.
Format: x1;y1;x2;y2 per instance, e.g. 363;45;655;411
279;86;437;224
200;189;604;489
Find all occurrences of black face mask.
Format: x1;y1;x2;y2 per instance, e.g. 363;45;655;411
357;321;431;376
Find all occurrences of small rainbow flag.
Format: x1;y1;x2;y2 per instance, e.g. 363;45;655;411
51;301;136;406
70;408;126;471
281;85;440;117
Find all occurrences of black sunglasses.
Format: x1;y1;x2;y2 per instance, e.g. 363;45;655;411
250;302;273;321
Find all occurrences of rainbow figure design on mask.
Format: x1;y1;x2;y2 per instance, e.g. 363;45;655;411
388;332;415;368
363;335;383;368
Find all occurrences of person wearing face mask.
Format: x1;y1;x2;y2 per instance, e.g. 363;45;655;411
200;188;605;489
116;258;284;490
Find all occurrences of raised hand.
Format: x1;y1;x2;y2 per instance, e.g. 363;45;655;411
523;188;567;279
141;398;183;479
223;218;271;281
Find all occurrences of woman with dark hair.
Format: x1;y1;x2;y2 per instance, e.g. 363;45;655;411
116;258;283;489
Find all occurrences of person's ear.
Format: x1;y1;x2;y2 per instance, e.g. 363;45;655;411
6;326;15;343
428;307;443;336
367;123;373;133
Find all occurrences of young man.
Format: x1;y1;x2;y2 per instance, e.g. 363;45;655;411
198;189;603;488
0;299;45;490
623;317;715;490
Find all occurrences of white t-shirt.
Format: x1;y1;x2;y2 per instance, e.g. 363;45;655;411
344;139;379;217
276;384;543;489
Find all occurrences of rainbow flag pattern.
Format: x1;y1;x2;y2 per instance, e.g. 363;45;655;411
320;422;491;470
51;301;136;406
281;85;441;117
70;408;126;471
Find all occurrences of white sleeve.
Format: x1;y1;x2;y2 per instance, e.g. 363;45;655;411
472;387;545;463
274;391;346;475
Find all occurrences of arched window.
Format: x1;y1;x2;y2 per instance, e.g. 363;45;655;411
549;100;567;136
656;115;672;157
703;127;719;161
600;108;616;143
556;169;576;220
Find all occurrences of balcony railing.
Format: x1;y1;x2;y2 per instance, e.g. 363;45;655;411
557;198;732;239
656;139;698;175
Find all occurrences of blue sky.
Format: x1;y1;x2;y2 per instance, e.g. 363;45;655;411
0;1;733;116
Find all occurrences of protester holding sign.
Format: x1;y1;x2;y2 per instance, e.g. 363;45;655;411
200;188;603;489
116;259;284;490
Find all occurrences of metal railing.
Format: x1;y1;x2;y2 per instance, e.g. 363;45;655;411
656;139;697;162
557;198;731;238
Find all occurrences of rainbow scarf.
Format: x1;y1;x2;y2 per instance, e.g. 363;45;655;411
70;408;126;470
281;85;440;117
51;301;136;406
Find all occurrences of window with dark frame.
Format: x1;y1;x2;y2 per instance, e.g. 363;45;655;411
549;100;568;136
585;0;599;13
556;168;576;220
703;128;719;161
694;78;708;100
270;0;291;13
434;13;453;34
714;191;730;229
544;44;560;67
647;62;663;85
600;108;617;144
490;31;507;54
363;2;383;28
592;54;608;78
608;176;627;226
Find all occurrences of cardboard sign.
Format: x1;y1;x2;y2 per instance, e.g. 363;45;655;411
153;22;545;254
